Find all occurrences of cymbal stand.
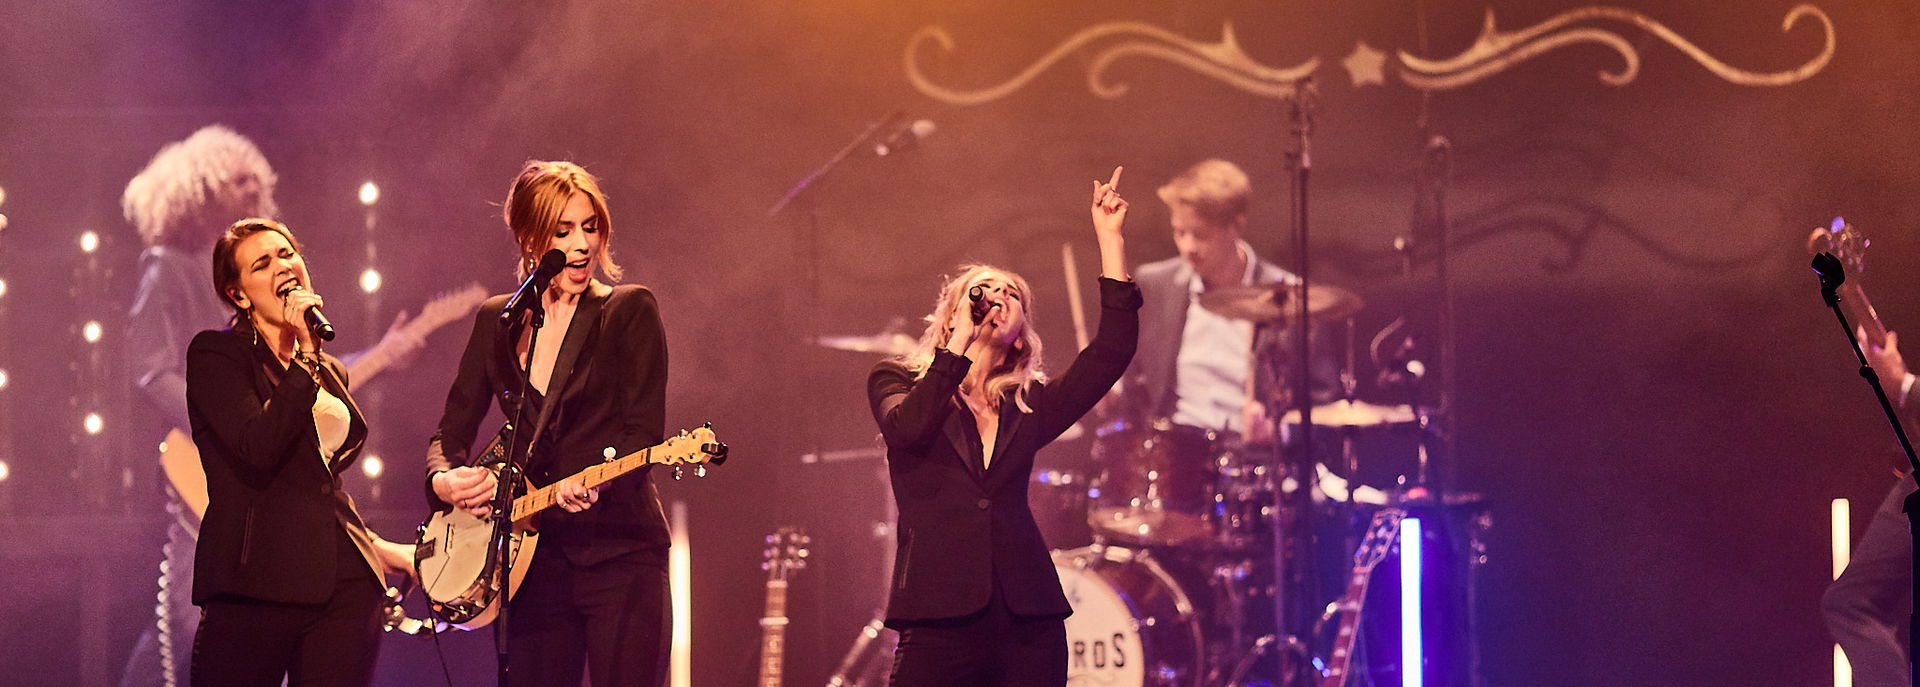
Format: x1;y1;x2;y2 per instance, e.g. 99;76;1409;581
1273;75;1321;687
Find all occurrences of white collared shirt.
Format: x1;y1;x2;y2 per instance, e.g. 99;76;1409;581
1171;241;1262;432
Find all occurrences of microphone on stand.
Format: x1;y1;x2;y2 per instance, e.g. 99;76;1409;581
500;249;569;326
873;119;936;157
277;283;336;341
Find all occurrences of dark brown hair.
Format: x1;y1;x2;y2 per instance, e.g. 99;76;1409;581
210;218;302;323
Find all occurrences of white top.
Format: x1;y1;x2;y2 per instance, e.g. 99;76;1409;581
314;383;351;468
1171;240;1260;432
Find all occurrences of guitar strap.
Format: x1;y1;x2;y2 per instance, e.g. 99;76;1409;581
513;284;610;474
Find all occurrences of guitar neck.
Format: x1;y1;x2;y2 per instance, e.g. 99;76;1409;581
344;313;460;384
1318;571;1376;687
758;580;789;687
1839;282;1888;349
511;444;660;521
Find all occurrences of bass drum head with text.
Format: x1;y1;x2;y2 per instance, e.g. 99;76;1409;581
1053;546;1203;687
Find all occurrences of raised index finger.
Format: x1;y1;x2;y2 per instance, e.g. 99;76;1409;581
1107;166;1125;189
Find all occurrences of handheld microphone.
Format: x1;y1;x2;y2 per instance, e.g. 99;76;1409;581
967;284;1002;325
277;283;335;341
874;119;936;157
501;249;569;326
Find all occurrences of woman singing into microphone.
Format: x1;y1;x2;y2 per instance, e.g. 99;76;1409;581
426;160;673;685
869;167;1137;685
184;219;412;686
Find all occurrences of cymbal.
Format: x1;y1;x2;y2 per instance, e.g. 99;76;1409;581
1196;282;1364;324
1279;399;1416;428
815;332;918;357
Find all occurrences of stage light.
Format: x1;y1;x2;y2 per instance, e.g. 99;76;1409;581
80;231;99;253
0;460;10;482
360;268;382;294
359;181;380;207
1832;498;1851;579
0;369;8;390
84;412;104;435
670;501;691;687
361;454;384;479
1400;517;1423;687
1834;498;1852;687
83;320;102;343
0;277;8;298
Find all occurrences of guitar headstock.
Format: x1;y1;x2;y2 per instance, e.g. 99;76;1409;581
657;423;729;480
1352;508;1407;573
1807;216;1868;276
762;526;810;583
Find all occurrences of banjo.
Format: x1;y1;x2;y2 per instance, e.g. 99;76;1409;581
414;423;727;629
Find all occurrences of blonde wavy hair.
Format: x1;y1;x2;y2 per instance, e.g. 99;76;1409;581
122;125;279;248
901;265;1048;413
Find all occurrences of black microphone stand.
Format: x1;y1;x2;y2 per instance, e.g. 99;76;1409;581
491;298;547;687
1274;76;1320;687
1812;252;1920;687
767;111;912;685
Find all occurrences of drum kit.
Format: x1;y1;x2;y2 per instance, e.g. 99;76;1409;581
815;281;1485;687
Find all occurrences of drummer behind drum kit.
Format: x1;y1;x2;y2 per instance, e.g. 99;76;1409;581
814;280;1485;687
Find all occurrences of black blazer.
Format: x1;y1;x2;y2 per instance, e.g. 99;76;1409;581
185;325;378;605
868;277;1140;627
427;282;670;568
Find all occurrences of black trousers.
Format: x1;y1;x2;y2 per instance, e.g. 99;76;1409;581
505;546;671;687
1826;474;1916;687
890;590;1067;687
190;530;384;687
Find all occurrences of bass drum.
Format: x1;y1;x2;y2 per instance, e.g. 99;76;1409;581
1053;546;1204;687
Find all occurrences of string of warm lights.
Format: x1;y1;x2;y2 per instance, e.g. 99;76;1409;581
0;184;11;490
356;180;385;494
74;223;110;510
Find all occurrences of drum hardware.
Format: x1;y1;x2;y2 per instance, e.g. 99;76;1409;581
1088;421;1235;547
1031;469;1094;549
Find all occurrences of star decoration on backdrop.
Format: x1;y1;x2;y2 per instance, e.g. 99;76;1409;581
1342;41;1388;87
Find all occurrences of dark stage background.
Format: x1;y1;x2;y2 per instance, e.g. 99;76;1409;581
0;0;1912;685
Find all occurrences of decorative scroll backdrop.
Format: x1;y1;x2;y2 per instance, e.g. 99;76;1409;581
904;5;1834;104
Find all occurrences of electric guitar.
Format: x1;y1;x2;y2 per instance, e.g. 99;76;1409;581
1807;218;1914;469
1808;217;1885;349
1318;508;1405;687
758;527;809;687
414;423;728;630
159;282;488;523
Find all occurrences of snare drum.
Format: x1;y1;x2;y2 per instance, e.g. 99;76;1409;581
1053;546;1205;687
